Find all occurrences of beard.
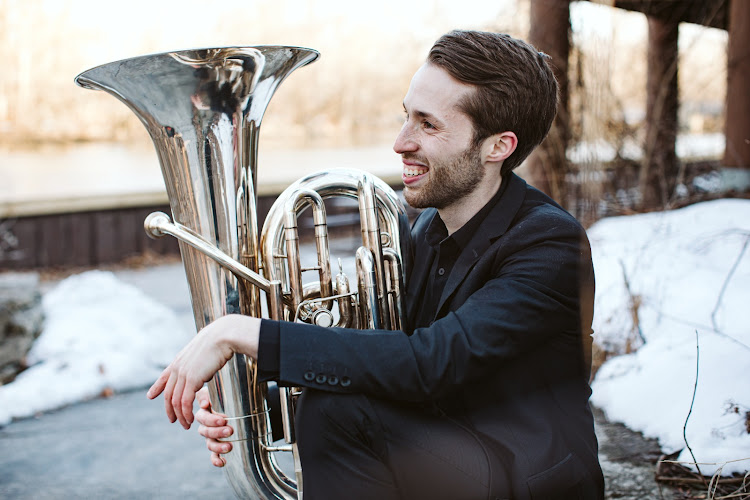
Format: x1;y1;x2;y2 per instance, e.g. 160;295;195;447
403;142;485;210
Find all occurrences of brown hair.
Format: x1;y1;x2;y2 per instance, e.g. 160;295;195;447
428;30;559;175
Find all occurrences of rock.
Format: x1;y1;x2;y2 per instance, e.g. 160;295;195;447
0;272;44;384
593;406;681;499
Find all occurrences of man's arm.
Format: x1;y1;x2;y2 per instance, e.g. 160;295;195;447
149;204;590;426
270;208;590;401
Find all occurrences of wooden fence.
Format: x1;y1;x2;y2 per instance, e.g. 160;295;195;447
0;187;415;271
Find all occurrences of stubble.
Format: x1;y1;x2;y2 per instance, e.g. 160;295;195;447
403;142;485;210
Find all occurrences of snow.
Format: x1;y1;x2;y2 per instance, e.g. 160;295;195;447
0;271;193;426
567;132;725;163
0;198;748;477
589;198;750;476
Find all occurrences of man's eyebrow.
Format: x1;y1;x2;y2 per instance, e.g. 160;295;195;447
402;104;441;123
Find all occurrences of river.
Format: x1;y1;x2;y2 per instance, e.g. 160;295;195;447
0;143;402;217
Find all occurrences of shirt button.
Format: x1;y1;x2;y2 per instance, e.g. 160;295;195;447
340;376;351;387
438;267;445;276
304;371;315;381
327;375;339;385
315;374;327;384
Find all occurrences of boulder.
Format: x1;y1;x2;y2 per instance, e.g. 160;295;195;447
0;272;44;384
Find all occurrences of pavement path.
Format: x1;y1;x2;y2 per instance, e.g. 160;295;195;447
0;389;678;499
0;387;236;500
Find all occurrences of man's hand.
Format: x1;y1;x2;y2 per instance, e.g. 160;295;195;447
147;314;261;429
195;387;235;467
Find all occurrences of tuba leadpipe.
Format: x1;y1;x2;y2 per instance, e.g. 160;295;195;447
76;46;408;500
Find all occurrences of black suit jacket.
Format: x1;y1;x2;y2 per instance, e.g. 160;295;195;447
270;173;604;499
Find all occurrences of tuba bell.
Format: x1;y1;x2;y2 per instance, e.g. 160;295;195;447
75;46;409;499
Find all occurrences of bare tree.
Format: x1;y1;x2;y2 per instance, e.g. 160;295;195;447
724;0;750;170
527;0;571;204
640;15;680;210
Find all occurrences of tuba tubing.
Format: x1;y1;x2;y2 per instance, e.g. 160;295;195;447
76;46;408;500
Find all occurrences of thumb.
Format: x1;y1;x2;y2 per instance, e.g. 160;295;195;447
197;387;211;408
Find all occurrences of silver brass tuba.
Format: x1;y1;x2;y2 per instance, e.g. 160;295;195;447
75;47;408;499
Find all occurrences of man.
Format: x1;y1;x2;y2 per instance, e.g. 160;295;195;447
148;30;604;499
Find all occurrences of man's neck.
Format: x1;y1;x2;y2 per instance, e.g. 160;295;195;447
437;175;503;235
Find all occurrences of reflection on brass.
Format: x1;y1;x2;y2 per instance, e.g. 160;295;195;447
76;46;407;500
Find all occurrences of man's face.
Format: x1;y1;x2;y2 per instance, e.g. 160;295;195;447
394;63;486;210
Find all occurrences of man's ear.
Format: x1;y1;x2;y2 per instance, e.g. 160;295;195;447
482;131;518;163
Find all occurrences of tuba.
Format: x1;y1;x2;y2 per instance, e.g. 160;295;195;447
75;46;408;499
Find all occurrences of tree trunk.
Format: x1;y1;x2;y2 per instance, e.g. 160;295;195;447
526;0;571;204
640;16;679;210
724;0;750;169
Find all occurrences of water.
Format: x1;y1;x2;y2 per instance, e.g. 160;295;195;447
0;143;402;216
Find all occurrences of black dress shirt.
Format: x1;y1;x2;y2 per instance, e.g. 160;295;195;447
411;179;509;329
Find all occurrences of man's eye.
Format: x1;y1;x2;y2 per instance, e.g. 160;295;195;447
422;121;435;129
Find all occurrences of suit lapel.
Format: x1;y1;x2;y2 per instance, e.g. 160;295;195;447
435;174;528;316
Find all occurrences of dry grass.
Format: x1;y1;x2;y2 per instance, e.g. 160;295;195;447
37;250;182;284
656;454;750;500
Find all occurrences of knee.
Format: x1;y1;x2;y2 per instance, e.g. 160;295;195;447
295;390;366;433
295;390;382;452
293;391;396;499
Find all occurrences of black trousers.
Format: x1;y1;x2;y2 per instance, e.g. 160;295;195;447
293;389;511;500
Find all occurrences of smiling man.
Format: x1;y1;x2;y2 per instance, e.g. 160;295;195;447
149;30;604;499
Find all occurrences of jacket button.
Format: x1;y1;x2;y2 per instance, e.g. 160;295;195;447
315;374;327;384
303;371;315;381
327;375;339;385
340;376;351;387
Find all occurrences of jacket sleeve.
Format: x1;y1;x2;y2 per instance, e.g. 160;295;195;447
272;206;592;402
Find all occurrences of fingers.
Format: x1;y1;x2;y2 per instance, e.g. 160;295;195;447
194;386;233;469
147;369;169;400
198;422;233;440
197;405;234;445
180;384;197;428
149;364;193;427
171;376;202;429
196;408;234;463
171;375;189;428
196;406;227;427
205;435;233;456
162;371;178;424
196;387;210;408
210;451;227;468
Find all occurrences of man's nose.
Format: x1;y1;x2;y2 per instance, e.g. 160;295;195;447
393;124;417;154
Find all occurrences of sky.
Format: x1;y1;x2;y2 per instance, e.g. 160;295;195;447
39;0;521;62
1;197;748;479
22;0;726;74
